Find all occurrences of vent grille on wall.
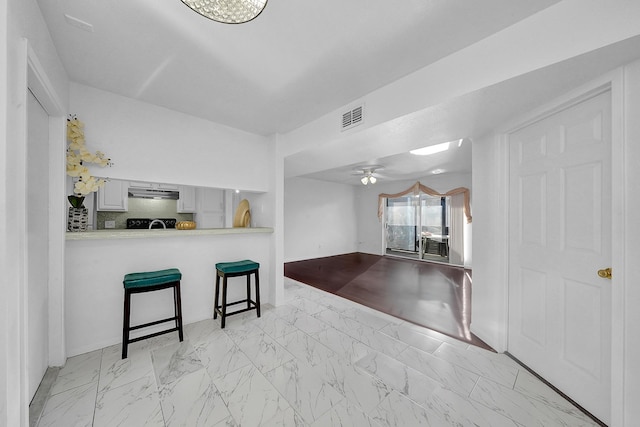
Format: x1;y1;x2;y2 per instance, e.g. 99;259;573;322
341;105;364;131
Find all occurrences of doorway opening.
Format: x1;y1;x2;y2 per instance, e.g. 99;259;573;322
385;194;451;264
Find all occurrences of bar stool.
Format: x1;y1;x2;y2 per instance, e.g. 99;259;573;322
122;268;184;359
214;260;261;328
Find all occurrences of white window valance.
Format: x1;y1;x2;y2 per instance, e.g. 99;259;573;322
377;181;472;223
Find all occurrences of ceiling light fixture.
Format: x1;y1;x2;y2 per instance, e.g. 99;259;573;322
361;174;377;185
410;139;463;156
180;0;268;24
354;165;382;185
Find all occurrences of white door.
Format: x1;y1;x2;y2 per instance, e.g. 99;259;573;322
27;90;50;401
508;91;611;423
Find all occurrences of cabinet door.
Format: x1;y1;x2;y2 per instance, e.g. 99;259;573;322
158;183;179;190
128;181;153;189
97;180;128;211
177;186;196;213
194;188;225;228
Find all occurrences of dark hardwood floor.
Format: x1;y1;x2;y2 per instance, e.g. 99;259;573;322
284;252;492;350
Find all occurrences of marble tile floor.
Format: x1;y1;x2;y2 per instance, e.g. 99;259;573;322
35;278;600;427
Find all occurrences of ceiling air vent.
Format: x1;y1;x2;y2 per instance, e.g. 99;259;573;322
341;105;364;131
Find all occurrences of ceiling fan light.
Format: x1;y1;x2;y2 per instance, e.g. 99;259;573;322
369;176;376;184
180;0;268;24
361;176;368;185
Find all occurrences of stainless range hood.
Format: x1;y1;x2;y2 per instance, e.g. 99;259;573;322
128;188;179;200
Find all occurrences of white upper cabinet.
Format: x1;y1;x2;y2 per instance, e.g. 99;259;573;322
129;181;179;190
177;185;196;213
194;188;225;228
97;179;128;211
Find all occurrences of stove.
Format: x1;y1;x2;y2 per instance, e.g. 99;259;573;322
126;218;177;229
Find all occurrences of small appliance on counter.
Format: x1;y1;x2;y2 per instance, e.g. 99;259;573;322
126;218;177;229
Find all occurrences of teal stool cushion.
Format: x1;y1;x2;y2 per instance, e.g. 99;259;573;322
216;260;259;274
123;268;182;289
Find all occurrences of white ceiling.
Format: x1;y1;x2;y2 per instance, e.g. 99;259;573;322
290;34;640;185
37;1;640;186
38;0;559;136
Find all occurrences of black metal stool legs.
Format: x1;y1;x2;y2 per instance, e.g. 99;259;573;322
175;282;184;341
213;267;260;329
255;270;261;317
122;290;131;359
121;280;184;359
221;276;228;329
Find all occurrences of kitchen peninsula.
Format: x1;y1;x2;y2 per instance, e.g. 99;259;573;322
65;227;273;357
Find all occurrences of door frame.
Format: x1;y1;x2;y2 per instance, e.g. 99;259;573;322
494;69;626;423
13;39;67;420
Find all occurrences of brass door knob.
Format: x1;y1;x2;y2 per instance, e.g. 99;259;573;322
597;267;612;279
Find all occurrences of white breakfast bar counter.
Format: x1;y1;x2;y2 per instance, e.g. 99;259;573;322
65;227;273;357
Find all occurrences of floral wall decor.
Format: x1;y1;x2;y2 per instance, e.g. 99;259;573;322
66;115;112;208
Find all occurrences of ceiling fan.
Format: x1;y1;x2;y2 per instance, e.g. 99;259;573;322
352;165;384;185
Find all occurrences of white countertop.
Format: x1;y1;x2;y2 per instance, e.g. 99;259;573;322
66;227;273;240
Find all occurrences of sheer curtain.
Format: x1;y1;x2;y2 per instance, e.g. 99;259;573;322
449;193;465;265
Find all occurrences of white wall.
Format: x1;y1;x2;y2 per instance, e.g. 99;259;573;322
280;0;640;164
2;0;70;425
1;0;8;421
355;173;472;263
469;133;506;349
69;83;271;192
620;59;640;427
284;177;358;262
65;233;272;356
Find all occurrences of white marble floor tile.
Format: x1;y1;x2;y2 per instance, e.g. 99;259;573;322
194;332;252;380
184;319;226;346
285;296;327;315
370;390;442;427
315;354;391;413
315;308;410;358
313;293;358;313
311;399;384;427
470;377;600;427
271;303;304;319
37;277;597;427
466;344;522;370
284;308;331;336
513;370;596;424
150;340;204;387
355;351;441;407
257;311;299;339
427;386;520;426
275;329;336;367
217;311;265;343
159;369;231;427
433;342;519;388
379;322;445;354
37;381;97;427
264;358;344;424
396;345;479;396
213;364;300;427
99;343;154;394
343;320;409;358
312;326;371;363
339;306;394;330
236;330;295;373
93;375;164;427
129;331;184;355
50;349;102;395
